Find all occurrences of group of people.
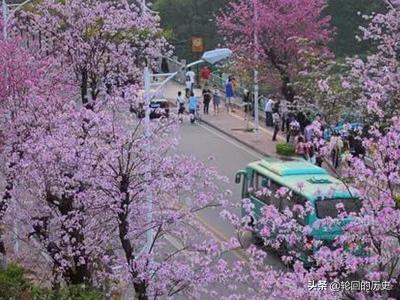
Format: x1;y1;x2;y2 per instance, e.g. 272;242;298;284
183;67;366;169
264;97;366;169
179;66;239;124
258;95;321;165
176;85;224;124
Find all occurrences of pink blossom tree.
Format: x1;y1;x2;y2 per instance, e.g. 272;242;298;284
1;3;238;298
0;38;46;266
217;0;332;102
216;6;400;299
15;0;167;108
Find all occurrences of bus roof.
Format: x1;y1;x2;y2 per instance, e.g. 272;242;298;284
247;157;358;201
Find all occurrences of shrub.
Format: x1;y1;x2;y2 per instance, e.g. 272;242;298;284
53;285;105;300
276;143;296;156
395;195;400;209
0;264;30;299
0;264;105;300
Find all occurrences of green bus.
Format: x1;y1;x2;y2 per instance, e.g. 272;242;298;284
235;157;361;251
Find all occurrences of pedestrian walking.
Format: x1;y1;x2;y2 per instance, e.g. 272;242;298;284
264;96;274;127
185;67;195;93
306;142;317;164
296;111;308;133
287;117;300;144
304;124;314;142
231;76;238;92
176;91;185;122
273;98;280;114
315;145;323;167
200;66;211;88
330;132;344;169
212;85;221;115
295;135;308;160
225;77;234;113
185;76;192;98
202;86;212;115
272;110;281;141
243;89;251;120
161;57;169;73
188;92;198;124
280;98;289;132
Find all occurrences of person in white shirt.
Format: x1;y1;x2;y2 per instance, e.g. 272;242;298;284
185;67;196;93
176;91;185;122
264;96;274;127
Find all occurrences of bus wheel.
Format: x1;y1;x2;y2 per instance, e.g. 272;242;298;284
239;231;253;249
251;231;264;246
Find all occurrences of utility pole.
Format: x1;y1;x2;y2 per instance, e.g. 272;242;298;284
253;0;260;141
143;66;154;253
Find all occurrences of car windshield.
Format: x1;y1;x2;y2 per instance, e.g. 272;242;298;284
150;100;167;108
315;198;361;219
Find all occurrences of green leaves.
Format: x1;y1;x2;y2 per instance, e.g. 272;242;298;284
0;264;105;300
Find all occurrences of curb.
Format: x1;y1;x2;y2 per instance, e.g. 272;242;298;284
199;116;272;158
167;95;285;157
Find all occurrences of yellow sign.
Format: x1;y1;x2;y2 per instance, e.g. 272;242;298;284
192;37;204;53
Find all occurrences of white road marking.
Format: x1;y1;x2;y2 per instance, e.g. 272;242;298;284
198;123;264;160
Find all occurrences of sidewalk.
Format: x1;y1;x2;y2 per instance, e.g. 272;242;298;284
165;81;285;157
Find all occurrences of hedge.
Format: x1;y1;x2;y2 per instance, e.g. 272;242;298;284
276;143;296;156
0;264;105;300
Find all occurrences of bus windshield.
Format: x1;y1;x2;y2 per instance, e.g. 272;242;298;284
315;199;361;219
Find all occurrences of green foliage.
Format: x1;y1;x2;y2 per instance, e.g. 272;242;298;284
291;38;360;125
327;0;387;58
154;0;229;61
0;264;105;300
276;143;296;157
52;285;105;300
0;264;30;299
395;195;400;209
154;0;388;60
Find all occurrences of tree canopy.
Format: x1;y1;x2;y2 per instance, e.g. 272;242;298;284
154;0;388;60
153;0;229;61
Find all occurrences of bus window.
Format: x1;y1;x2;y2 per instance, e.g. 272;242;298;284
315;198;361;219
249;172;270;204
269;180;283;210
287;194;307;225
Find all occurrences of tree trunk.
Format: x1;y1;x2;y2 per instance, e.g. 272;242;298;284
266;49;296;103
117;175;148;300
81;68;89;106
59;196;91;285
45;192;91;285
280;74;296;103
134;281;148;300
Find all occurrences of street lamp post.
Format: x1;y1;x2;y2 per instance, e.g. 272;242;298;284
142;48;232;253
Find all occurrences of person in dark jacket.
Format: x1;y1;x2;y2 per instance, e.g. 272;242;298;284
202;86;212;115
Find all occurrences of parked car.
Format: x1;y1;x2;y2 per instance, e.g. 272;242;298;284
149;98;170;119
130;98;170;119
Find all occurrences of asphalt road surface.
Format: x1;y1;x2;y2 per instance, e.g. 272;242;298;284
176;119;283;270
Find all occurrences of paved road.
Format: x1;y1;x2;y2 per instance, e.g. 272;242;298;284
176;120;283;269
